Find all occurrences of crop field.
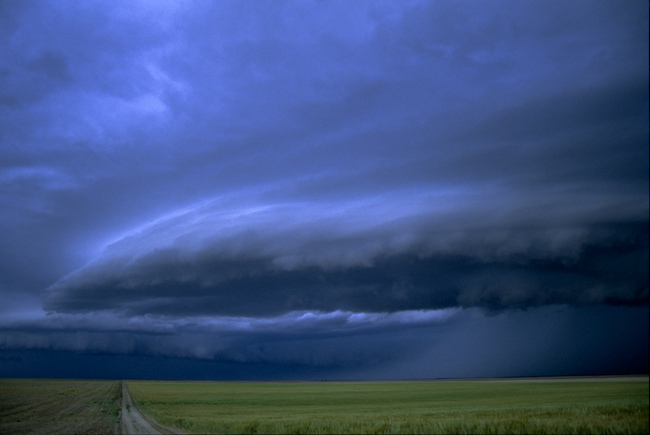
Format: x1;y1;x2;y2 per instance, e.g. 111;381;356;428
0;378;121;434
128;377;649;434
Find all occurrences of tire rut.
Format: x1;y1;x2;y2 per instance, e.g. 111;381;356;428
120;381;183;434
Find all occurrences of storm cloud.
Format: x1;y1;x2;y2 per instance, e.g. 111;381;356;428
1;0;648;379
45;198;648;316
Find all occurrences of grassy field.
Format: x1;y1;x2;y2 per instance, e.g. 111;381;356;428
127;377;649;434
0;378;121;434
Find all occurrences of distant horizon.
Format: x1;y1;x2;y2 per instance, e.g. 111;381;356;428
2;366;648;382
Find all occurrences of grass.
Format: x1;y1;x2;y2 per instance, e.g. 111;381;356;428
127;377;649;434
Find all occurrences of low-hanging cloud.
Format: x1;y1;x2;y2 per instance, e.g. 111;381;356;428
2;305;647;379
0;308;457;365
45;193;648;317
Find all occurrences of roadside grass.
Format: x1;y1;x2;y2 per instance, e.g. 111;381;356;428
127;377;649;434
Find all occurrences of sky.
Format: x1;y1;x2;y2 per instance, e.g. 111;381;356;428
0;0;648;381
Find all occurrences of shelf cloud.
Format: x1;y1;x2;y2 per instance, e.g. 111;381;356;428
1;0;647;379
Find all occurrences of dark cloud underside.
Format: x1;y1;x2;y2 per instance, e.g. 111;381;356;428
45;217;648;316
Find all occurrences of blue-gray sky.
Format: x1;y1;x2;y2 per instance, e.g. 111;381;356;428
0;0;648;380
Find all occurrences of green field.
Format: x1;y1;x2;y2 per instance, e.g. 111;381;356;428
127;377;649;434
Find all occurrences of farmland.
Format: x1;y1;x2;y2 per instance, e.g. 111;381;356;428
127;376;649;434
0;376;646;434
0;379;120;434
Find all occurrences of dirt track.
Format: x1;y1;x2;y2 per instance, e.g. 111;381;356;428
120;381;183;434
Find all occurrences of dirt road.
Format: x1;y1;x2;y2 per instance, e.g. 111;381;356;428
120;381;183;434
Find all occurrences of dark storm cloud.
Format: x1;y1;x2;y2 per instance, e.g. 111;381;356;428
44;197;648;316
1;0;648;378
0;308;457;365
1;306;647;379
